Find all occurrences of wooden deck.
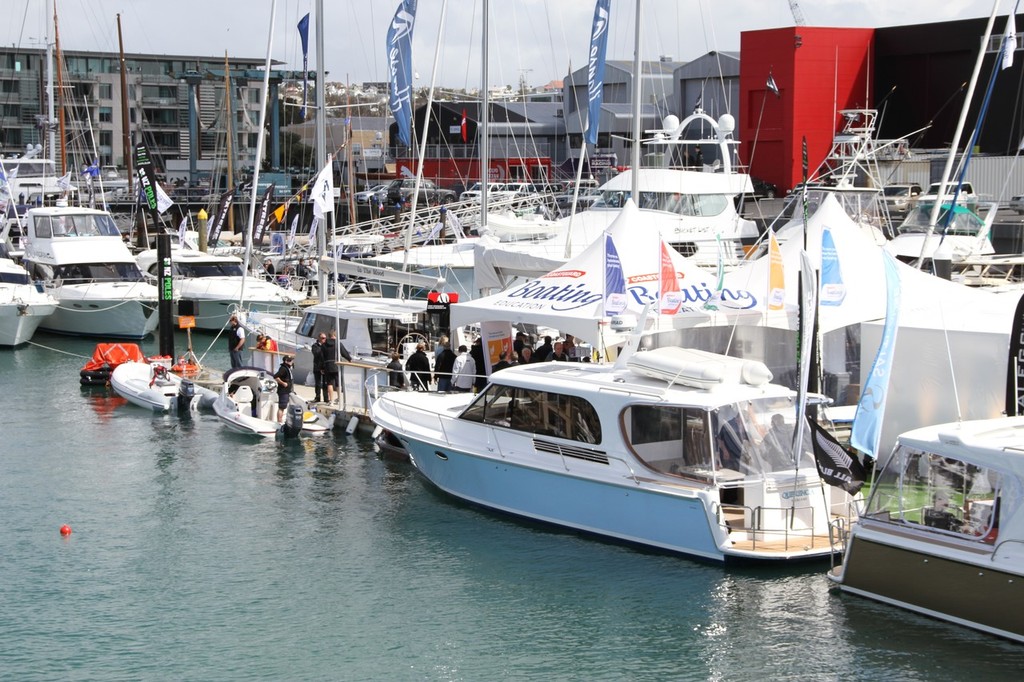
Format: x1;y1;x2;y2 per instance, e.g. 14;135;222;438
728;533;837;553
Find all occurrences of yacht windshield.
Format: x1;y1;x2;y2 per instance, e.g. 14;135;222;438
53;262;144;283
592;190;729;217
176;262;244;278
33;213;120;238
864;444;1021;544
0;270;30;285
897;203;985;235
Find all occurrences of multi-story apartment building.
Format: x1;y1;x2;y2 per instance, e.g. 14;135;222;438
0;47;271;175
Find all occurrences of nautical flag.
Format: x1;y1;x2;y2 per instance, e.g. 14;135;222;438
692;93;702;114
584;0;611;146
307;215;320;254
791;251;818;451
155;181;175;214
1005;292;1024;416
659;241;682;314
254;183;275;245
767;229;785;310
460;108;468;143
851;251;901;458
311;158;334;217
297;13;310;119
207;188;235;246
820;226;846;306
386;0;417;147
807;417;866;494
56;171;73;192
287;213;300;250
271;202;287;226
177;215;188;247
766;71;780;98
1004;15;1016;70
603;233;626;315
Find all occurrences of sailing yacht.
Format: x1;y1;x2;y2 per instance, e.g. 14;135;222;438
21;206;159;338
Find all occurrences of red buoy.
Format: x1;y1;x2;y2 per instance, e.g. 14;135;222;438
59;524;72;536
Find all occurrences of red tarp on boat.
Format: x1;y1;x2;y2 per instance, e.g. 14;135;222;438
80;343;146;372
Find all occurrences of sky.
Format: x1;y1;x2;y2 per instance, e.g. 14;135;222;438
1;0;1012;89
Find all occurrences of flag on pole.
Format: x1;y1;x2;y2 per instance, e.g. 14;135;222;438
603;233;626;315
297;13;310;120
767;230;785;310
851;251;901;458
692;93;702;114
253;183;275;245
56;171;73;192
207;188;235;246
820;226;846;306
460;108;468;143
658;241;682;314
287;213;300;250
386;0;417;147
177;215;189;247
584;0;611;146
807;418;866;494
1004;15;1017;70
766;71;780;98
311;158;334;217
155;181;175;214
307;215;320;255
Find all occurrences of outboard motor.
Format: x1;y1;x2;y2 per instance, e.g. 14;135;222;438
281;404;305;438
176;379;197;415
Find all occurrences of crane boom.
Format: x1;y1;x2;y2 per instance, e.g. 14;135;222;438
789;0;807;26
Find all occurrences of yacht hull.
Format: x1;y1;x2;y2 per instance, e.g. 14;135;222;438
833;531;1024;642
41;289;158;339
0;301;57;346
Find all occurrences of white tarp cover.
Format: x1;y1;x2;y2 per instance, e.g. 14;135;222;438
449;200;742;347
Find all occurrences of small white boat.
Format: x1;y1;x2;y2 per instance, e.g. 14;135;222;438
371;346;859;563
110;360;216;412
828;417;1024;643
0;257;57;347
212;366;333;438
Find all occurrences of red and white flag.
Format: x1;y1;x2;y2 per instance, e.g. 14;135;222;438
460;109;468;143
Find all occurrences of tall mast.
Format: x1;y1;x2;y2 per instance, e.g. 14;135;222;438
346;73;355;225
45;0;55;165
480;0;489;226
315;0;327;300
224;51;235;235
630;0;642;200
53;3;67;175
117;13;132;194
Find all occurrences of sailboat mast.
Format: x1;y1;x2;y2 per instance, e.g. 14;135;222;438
45;0;55;167
480;0;489;225
346;74;355;225
224;51;235;236
117;13;133;195
315;0;328;300
53;3;67;176
630;0;642;200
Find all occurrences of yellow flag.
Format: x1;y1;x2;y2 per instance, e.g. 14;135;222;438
767;230;785;310
271;203;287;226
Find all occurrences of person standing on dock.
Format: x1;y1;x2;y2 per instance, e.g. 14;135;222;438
311;333;327;402
405;343;432;391
452;345;476;392
227;315;245;368
322;330;351;403
434;340;457;392
274;355;295;423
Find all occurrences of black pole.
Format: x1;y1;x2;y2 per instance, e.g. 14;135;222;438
157;233;175;359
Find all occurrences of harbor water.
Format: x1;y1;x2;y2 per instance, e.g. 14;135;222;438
2;333;1023;681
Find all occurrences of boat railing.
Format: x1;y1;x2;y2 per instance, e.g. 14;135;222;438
712;501;829;552
991;538;1024;562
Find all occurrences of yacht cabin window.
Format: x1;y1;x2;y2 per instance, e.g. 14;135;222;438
460;384;601;445
863;446;1021;544
33;213;120;239
53;262;144;283
297;314;349;341
596;190;729;217
0;270;29;285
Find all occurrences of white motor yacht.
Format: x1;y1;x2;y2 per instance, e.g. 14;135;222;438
21;206;159;338
0;257;58;346
371;347;859;563
135;246;304;331
829;417;1024;643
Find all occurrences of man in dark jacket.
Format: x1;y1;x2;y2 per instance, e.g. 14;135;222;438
434;341;457;392
533;335;553;363
405;343;432;391
470;338;487;391
322;330;351;403
311;333;327;402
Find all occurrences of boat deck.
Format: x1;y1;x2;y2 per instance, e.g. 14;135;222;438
728;533;835;554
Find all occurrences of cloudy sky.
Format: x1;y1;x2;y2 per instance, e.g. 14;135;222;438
2;0;1012;88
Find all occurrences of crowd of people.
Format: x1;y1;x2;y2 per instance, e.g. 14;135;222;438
386;331;588;394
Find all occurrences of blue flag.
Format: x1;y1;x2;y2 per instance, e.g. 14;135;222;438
851;252;901;458
297;13;310;120
386;0;417;147
584;0;611;146
604;233;626;315
820;226;846;306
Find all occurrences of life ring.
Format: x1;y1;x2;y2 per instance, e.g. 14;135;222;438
172;362;200;377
